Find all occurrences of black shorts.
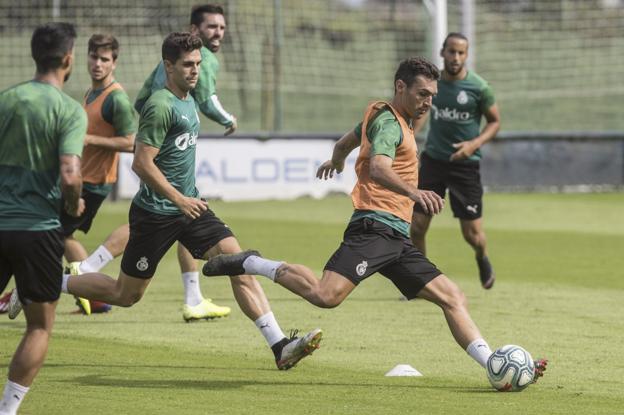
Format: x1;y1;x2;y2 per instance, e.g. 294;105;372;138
60;189;108;236
120;203;234;279
0;266;11;292
324;218;442;299
0;229;64;304
415;152;483;220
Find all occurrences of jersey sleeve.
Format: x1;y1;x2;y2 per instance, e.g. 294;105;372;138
368;115;402;159
58;101;87;156
191;53;235;126
103;90;137;136
191;59;217;108
196;95;234;126
136;99;172;149
480;83;496;112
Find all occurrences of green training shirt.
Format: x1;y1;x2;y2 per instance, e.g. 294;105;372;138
352;106;410;237
133;88;200;215
84;82;138;196
425;71;495;162
134;47;233;127
0;80;86;230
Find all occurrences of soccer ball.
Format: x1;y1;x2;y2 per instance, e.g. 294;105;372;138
486;345;535;392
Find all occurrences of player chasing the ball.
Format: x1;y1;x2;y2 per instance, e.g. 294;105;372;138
51;3;237;321
59;31;322;372
201;57;547;389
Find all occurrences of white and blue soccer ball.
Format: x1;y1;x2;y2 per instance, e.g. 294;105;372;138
486;345;535;392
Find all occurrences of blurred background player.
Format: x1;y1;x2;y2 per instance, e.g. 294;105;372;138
63;32;322;371
410;32;500;289
0;23;86;415
71;4;236;322
60;34;137;314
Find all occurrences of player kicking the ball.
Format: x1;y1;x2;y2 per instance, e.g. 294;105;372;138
202;57;547;384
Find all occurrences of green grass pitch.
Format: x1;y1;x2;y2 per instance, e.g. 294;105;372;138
1;193;624;414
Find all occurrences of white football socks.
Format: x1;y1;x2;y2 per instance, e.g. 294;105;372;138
79;245;114;273
181;272;203;307
242;256;284;281
466;338;493;368
0;380;29;415
61;274;70;294
254;312;286;347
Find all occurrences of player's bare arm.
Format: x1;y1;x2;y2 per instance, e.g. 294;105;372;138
84;132;135;152
60;154;85;217
369;154;444;215
132;141;207;219
450;103;500;161
316;129;360;180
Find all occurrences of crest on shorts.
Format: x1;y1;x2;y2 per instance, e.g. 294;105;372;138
457;90;468;105
136;256;149;272
356;260;368;277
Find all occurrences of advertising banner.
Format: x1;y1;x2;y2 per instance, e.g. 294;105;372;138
117;139;359;201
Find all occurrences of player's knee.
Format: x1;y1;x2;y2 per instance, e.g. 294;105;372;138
462;227;483;247
446;285;468;310
117;290;144;307
433;279;467;311
25;321;54;335
315;292;342;309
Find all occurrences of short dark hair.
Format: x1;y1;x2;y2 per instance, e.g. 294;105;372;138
88;34;119;60
190;4;225;26
442;32;468;50
31;22;77;73
394;57;440;89
162;32;203;64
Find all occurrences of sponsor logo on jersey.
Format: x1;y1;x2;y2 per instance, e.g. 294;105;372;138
431;104;471;122
356;260;368;277
136;256;149;272
175;132;198;151
457;90;468;105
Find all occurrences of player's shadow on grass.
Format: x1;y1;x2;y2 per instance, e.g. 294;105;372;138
67;374;488;393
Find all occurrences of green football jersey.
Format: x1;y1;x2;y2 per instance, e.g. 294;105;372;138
353;107;403;158
425;71;495;162
134;47;232;126
0;81;86;230
133;88;200;215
